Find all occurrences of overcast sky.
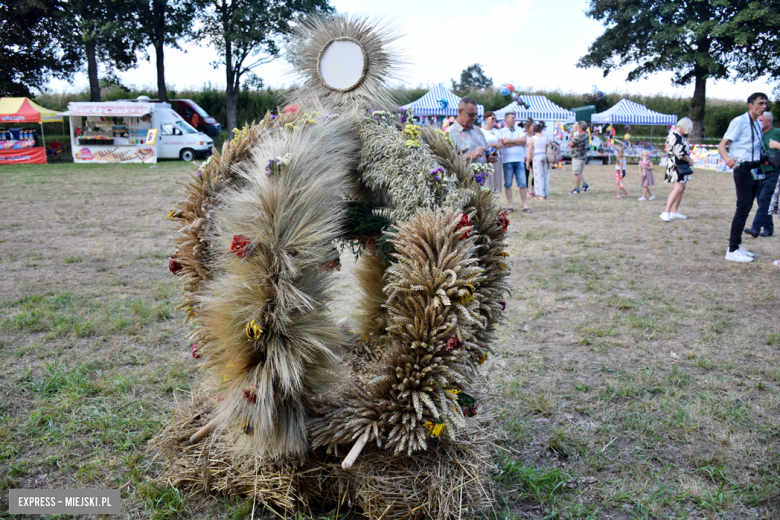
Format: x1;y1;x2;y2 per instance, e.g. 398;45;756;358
48;0;775;101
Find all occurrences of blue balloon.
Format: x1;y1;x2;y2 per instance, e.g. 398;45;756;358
501;88;510;96
437;98;449;110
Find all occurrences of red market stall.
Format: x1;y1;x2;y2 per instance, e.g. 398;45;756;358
0;97;62;165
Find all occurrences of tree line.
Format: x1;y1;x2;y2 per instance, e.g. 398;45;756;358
4;0;780;137
36;83;755;141
0;0;331;132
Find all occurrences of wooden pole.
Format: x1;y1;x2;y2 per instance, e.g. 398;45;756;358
190;414;222;444
341;430;370;470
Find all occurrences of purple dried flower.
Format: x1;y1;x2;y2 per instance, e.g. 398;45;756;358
265;158;279;176
398;108;408;124
196;165;202;177
271;114;277;120
434;175;441;181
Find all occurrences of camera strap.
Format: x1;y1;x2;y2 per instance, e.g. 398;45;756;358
748;113;760;162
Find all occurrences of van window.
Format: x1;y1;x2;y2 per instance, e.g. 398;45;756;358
176;120;199;134
161;123;180;136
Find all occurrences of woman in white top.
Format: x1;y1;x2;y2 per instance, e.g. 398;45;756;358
480;111;504;192
524;122;535;196
526;123;550;199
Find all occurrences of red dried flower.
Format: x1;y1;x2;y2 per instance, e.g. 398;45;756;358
243;385;257;403
318;260;341;273
500;301;506;311
497;211;509;232
456;212;471;240
231;235;251;258
463;405;479;417
169;254;182;274
191;343;201;359
443;336;463;353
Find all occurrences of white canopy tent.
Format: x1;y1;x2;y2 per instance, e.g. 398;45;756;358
494;97;575;123
399;83;484;117
591;99;677;144
591;99;677;125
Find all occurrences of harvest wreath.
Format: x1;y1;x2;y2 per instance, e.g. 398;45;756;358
152;15;511;520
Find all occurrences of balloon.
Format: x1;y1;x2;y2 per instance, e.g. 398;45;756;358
507;84;514;93
511;92;519;101
437;98;448;110
501;88;510;96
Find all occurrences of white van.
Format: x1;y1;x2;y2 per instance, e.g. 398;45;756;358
61;97;214;164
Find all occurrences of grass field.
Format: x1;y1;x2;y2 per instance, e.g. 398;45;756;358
1;160;779;519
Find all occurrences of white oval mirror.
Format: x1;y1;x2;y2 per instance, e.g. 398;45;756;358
317;38;366;92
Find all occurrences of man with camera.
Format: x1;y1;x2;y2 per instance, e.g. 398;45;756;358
447;97;498;166
744;112;780;238
718;92;768;263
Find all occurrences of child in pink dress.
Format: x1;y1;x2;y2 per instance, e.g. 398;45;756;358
638;151;655;201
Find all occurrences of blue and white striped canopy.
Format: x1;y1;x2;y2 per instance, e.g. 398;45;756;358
494;97;575;122
399;83;484;117
591;99;677;125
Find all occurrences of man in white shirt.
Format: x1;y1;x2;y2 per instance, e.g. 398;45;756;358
718;92;767;262
497;112;529;212
446;97;497;165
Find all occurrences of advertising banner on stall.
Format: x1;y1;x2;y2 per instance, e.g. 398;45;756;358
0;148;47;164
73;145;156;163
63;103;151;117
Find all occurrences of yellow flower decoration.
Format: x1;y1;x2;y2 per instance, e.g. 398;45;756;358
458;283;475;304
459;293;474;305
246;319;263;340
436;129;454;148
404;139;420;148
477;353;489;365
231;126;247;144
446;389;460;396
499;262;508;269
500;252;510;258
423;421;446;438
402;123;421;139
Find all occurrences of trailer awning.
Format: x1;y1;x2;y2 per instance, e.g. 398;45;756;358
60;102;152;117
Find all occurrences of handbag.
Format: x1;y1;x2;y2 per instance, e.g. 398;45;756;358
675;161;693;176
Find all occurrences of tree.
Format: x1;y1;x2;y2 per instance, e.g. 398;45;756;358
582;88;609;113
578;0;780;142
67;0;145;101
194;0;332;133
452;64;493;95
135;0;197;102
0;0;81;96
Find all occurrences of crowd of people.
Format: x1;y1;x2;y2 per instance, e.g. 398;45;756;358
446;94;780;265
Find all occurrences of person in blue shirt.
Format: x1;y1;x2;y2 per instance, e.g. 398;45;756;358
718;92;767;263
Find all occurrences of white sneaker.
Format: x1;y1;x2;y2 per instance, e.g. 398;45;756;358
725;248;754;262
660;212;671;222
738;245;755;257
638;197;646;201
649;196;656;200
672;212;687;220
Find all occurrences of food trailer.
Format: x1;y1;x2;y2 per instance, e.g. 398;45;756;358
60;99;214;164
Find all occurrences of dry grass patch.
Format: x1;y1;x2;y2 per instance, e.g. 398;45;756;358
1;162;780;518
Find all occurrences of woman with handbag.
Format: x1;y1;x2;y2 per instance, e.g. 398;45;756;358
660;117;694;222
